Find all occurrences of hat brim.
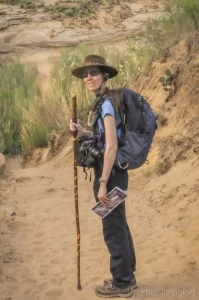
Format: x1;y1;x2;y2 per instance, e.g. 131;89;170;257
72;64;118;79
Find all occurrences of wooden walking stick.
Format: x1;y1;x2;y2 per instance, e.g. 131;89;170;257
72;94;81;290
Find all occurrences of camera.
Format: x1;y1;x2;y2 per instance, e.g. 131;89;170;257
88;146;101;159
79;139;93;152
79;140;101;159
76;136;103;168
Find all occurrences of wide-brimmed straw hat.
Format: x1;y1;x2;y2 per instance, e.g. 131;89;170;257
72;55;118;79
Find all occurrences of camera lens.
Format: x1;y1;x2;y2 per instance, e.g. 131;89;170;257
91;148;100;158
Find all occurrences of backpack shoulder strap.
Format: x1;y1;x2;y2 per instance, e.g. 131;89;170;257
91;93;107;136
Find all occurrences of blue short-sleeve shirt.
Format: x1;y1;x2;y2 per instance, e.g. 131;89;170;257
97;99;122;139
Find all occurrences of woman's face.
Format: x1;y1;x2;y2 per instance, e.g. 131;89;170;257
83;66;104;92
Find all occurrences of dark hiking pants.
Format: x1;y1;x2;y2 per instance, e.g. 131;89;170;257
93;166;136;288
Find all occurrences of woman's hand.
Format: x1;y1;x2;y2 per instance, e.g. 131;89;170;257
97;184;110;206
69;119;85;137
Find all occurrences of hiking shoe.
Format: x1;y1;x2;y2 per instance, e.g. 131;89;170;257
103;278;138;290
95;282;135;298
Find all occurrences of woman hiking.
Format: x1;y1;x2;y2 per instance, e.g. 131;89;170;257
70;55;137;298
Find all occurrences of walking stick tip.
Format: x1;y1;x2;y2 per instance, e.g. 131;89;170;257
77;284;82;290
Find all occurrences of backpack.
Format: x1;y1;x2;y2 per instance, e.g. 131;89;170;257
92;87;157;171
113;87;157;171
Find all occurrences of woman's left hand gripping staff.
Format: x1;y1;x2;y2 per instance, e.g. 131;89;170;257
97;184;110;206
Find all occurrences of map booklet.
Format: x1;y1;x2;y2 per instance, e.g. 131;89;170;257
91;186;128;219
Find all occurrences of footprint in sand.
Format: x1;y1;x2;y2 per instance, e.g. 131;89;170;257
51;276;67;286
24;287;32;295
32;246;46;253
66;266;76;273
38;281;49;290
60;233;68;239
28;279;37;284
144;256;160;264
34;232;44;238
16;176;31;183
45;288;64;297
32;240;44;245
51;278;58;285
45;188;56;193
89;276;100;282
50;257;61;264
39;176;54;180
39;264;49;268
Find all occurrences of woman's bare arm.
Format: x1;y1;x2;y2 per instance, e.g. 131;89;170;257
101;115;118;182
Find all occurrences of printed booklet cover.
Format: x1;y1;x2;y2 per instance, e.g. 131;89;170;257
91;186;128;219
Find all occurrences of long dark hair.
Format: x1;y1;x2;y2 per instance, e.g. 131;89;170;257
103;87;125;115
99;68;126;115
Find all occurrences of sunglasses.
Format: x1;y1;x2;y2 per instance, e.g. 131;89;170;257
81;69;101;79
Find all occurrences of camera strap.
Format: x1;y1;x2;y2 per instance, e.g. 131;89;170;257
82;165;93;182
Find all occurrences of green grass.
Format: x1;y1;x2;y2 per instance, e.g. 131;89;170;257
8;0;38;9
1;0;199;156
0;44;138;156
44;0;111;19
0;62;40;154
126;0;199;73
7;0;126;20
51;44;139;113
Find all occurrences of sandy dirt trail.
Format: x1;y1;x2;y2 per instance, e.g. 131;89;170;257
0;156;199;300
